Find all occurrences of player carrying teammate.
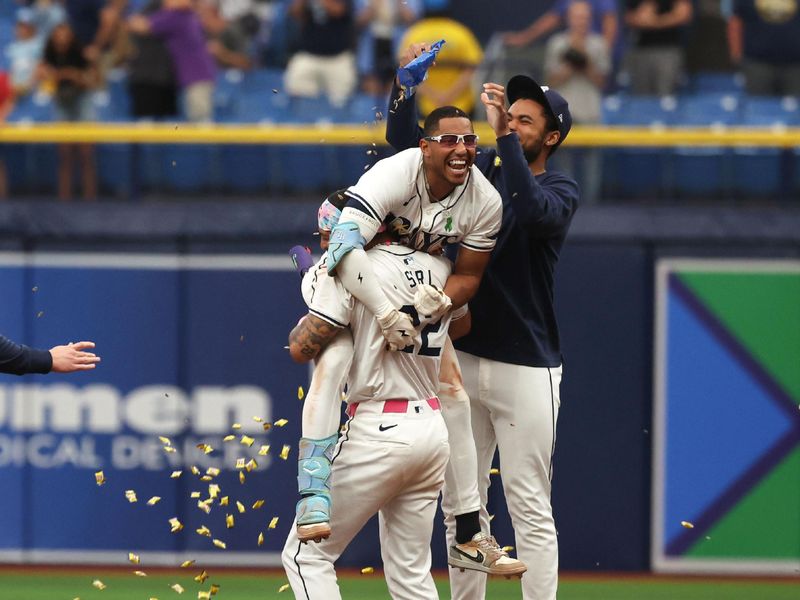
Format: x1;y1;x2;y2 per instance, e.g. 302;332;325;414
283;240;457;599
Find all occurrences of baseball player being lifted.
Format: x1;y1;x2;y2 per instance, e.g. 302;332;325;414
292;186;525;577
283;240;459;600
297;105;525;575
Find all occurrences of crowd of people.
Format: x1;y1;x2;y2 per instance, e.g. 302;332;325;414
0;0;798;200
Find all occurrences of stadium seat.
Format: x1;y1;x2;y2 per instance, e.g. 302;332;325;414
732;97;799;198
7;91;54;123
688;72;743;95
601;95;677;198
671;94;741;198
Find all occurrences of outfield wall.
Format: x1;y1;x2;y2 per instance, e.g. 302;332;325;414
0;201;798;574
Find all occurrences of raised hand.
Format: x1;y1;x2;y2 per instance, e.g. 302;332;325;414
49;341;100;373
480;83;511;139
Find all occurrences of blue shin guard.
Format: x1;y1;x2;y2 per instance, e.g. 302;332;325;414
296;434;338;527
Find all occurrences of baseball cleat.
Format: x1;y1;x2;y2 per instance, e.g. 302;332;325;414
448;532;527;577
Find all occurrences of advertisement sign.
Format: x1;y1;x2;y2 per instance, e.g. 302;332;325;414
652;259;800;574
0;253;310;566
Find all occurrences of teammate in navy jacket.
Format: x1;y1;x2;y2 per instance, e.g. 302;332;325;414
387;46;579;600
0;335;100;375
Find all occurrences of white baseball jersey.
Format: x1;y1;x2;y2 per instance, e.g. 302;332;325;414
304;243;454;403
343;148;503;255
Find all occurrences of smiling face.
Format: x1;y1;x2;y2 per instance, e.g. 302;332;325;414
507;98;560;165
420;116;476;200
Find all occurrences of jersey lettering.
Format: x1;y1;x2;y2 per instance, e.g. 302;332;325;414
398;305;443;357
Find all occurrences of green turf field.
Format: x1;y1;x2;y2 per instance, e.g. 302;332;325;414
4;570;798;599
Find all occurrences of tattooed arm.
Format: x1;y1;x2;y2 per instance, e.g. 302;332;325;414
288;314;344;363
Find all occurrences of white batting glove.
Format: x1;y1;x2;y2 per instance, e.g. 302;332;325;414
376;309;417;352
413;284;452;320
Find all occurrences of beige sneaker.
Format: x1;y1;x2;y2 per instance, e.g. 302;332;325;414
448;532;527;578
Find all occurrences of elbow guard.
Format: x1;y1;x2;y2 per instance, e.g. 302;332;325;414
325;221;366;275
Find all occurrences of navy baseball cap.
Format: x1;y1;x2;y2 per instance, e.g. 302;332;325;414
506;75;572;152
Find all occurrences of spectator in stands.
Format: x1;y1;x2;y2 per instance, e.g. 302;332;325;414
126;0;179;119
355;0;420;96
26;0;67;42
0;71;13;199
65;0;128;69
727;0;800;96
420;0;450;17
284;0;357;108
398;15;482;117
6;8;45;97
544;0;609;203
197;0;256;70
624;0;693;95
40;22;99;200
128;0;216;122
504;0;618;55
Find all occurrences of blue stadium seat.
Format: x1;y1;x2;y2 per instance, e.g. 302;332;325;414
601;95;677;198
688;72;743;95
672;94;741;198
733;96;799;198
7;92;54;123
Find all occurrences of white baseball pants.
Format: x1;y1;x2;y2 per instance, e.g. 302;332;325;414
282;399;450;600
442;351;562;600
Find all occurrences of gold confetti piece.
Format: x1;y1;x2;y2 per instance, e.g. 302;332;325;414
231;423;242;430
257;532;264;546
235;458;246;469
134;570;147;577
95;471;106;486
253;416;263;422
245;459;258;472
197;443;214;454
219;496;229;506
262;423;272;431
196;525;211;537
198;500;212;514
147;496;161;506
190;491;201;499
194;570;209;583
502;546;514;553
252;500;264;509
489;514;495;521
223;435;235;442
681;521;695;529
159;436;172;445
171;583;185;594
298;387;304;400
212;539;226;549
164;446;177;453
92;580;106;590
258;445;270;455
191;466;200;475
208;484;220;498
236;501;246;514
274;419;289;427
360;567;374;574
278;584;290;593
169;518;184;533
198;592;211;600
241;435;255;447
489;468;500;475
239;471;246;484
180;560;195;568
200;476;212;482
170;471;183;479
206;467;220;477
280;445;290;460
125;490;138;503
128;552;140;564
210;584;220;595
269;517;279;529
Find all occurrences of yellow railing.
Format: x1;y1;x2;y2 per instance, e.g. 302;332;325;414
1;122;799;147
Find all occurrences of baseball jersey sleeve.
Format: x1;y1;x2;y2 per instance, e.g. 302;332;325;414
460;186;502;252
344;150;417;242
305;264;353;329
